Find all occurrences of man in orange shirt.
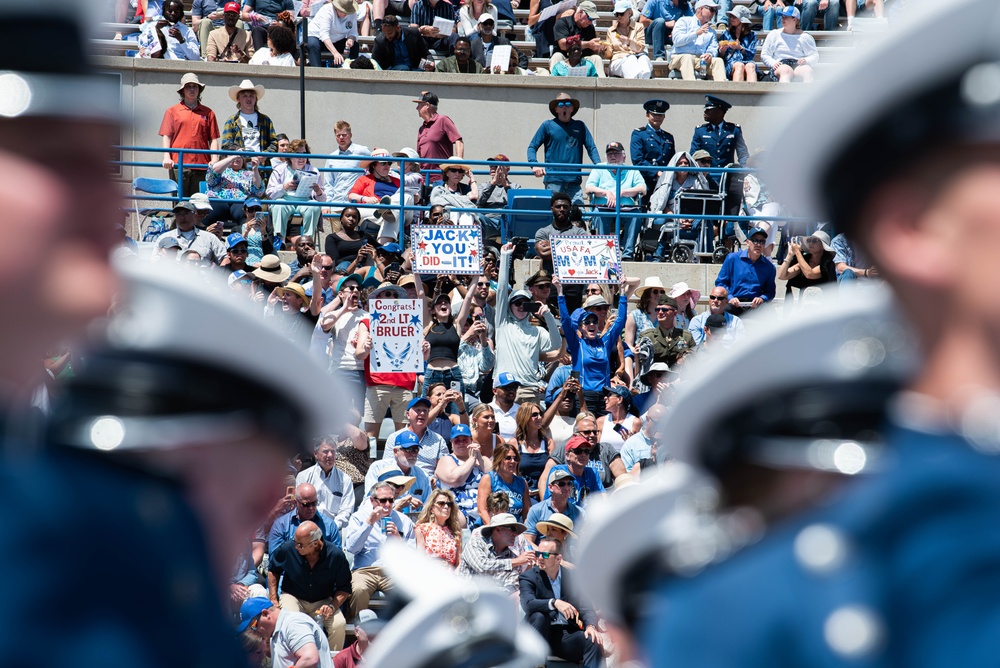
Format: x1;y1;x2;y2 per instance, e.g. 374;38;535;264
159;72;221;196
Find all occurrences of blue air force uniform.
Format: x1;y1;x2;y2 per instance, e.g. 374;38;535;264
690;120;749;168
630;125;675;191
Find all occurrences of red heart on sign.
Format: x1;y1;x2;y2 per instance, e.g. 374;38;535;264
567;269;576;275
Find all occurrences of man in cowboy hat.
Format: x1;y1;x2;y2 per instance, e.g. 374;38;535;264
527;92;601;205
415;91;464;183
157;201;228;264
220;79;277;155
160;72;221;196
459;513;534;593
308;0;361;67
206;2;254;62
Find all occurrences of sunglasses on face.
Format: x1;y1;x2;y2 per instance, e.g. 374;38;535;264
578;429;598;435
298;500;317;508
708;295;727;301
552;480;574;487
538;551;557;558
586;288;602;294
656;306;677;313
749;238;766;245
556;101;573;108
504;455;519;462
530;412;542;418
341;285;360;292
434;500;452;508
374;497;394;504
401;446;420;453
648;289;664;295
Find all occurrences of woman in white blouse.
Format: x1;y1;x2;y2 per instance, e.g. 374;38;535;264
761;5;818;83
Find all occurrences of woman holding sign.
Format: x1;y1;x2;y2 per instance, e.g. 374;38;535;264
265;138;327;242
555;274;630;415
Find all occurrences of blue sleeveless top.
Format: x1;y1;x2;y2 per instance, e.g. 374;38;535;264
488;470;528;518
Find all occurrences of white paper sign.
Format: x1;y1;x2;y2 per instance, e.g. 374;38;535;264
369;298;424;373
538;0;576;23
293;171;319;198
551;235;622;283
490;44;512;71
411;224;483;274
433;16;455;35
566;64;590;77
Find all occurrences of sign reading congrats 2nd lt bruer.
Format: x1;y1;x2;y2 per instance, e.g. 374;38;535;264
411;225;483;274
369;298;424;373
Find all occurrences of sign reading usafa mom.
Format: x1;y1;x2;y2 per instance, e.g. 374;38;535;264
368;297;423;374
551;235;622;283
411;224;482;274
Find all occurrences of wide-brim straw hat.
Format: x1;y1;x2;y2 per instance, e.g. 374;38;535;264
229;79;266;102
252;254;291;283
481;513;527;538
536;513;577;538
439;155;470;173
332;0;359;14
635;276;667;299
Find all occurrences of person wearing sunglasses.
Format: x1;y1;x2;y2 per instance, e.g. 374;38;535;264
525;468;585;545
349;148;401;206
714;225;776;315
414;489;463;567
527;92;601;206
542;437;605;505
638;294;695;369
267;483;343;560
688;286;745;347
429;157;480;224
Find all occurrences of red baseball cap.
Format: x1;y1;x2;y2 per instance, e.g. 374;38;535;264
223;2;241;13
566;435;591;451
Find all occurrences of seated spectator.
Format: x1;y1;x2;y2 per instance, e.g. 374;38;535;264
204;145;266;229
468;404;505;464
436;424;487;527
137;0;201;59
343;481;416;619
287;235;318;278
540;414;625;494
470;16;516;69
410;0;459;52
157;202;227;264
648;151;713;259
308;0;361;67
297;436;356;529
349;149;401;206
267;521;352;651
458;513;535;594
335;609;379;668
414;489;463;567
477;443;530;524
242;599;332;668
584;141;645;239
268;483;343;559
476;156;518;239
192;0;226;57
222;233;251;274
669;281;700;330
435;36;484;73
551;3;606;76
519;537;604;668
620;404;665;473
242;0;294;50
698;312;730;351
372;15;429;71
367;415;438;507
640;0;693;61
543;442;604;503
265;138;327;241
846;0;883;30
761;6;818;83
542;374;587;449
832;232;878;283
777;230;837;297
486;46;531;75
429;158;480;222
719;5;757;82
639;295;696;368
460;0;498;37
715;226;777;314
668;0;726;81
525;466;584;544
688;286;745;346
248;23;298;66
230;536;268;612
607;1;651;80
552;36;600;77
631;363;671;415
206;2;254;62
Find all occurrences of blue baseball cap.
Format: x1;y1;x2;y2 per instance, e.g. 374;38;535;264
237;597;273;632
380;242;403;254
243;197;262;210
450;423;472;440
406;397;431;411
603;385;632;407
494;372;520;388
226;232;247;249
780;5;800;19
395;429;422;448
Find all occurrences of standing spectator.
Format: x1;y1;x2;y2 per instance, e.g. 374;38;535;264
630;99;676;218
266;138;327;242
668;0;725;81
435;36;485;73
778;230;837;296
269;483;343;556
421;290;468;401
478;443;531;524
715;226;776;314
520;537;604;668
243;599;334;668
690;95;749;168
243;0;295;50
688;286;744;346
410;0;459;52
248;23;299;66
297;437;356;529
206;2;254;62
436;423;487;527
414;489;463;567
204;146;265;229
832;232;877;284
457;303;495;408
496;243;564;402
551;2;606;76
720;5;757;82
267;521;352;651
607;1;651;79
415;92;464;183
489;373;522;441
542;376;588;449
309;0;361;67
320;273;369;411
527;93;601;204
137;0;201;60
477;155;519;239
459;514;535;594
470;404;508;463
640;0;692;60
761;6;818;83
623;277;666;353
595;387;640;450
371;14;429;71
584;142;646;243
221;80;279;154
159;73;220;197
323;122;371;210
639;295;696;367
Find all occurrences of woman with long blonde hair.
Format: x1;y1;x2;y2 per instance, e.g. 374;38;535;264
414;489;463;567
513;402;551;500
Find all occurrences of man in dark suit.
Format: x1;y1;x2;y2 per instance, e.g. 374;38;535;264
519;538;604;668
371;14;429;71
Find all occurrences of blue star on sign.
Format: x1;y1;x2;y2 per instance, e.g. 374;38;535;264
410;315;422;326
371;312;382;322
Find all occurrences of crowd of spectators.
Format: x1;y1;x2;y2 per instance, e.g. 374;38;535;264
131;71;884;667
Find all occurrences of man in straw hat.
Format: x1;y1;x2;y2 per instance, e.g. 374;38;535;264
221;79;278;154
160;72;221;196
308;0;361;67
205;2;254;62
459;513;534;593
528;92;601;205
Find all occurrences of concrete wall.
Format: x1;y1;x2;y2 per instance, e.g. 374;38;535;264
103;57;796;182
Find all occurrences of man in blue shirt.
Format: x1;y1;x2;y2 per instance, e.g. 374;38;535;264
584;142;646;254
639;0;692;59
543;445;604;504
527;92;602;205
668;0;725;80
268;483;342;558
525;470;585;544
715;227;775;315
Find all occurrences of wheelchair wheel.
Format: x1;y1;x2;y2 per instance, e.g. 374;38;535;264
671;245;693;264
712;245;730;264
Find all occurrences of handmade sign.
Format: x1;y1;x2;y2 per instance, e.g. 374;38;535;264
368;298;423;373
411;224;482;274
551;235;622;283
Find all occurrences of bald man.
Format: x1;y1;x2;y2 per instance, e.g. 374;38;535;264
268;520;352;651
268;483;342;558
620;404;665;473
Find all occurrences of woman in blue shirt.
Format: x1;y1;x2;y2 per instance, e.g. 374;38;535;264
719;5;758;82
477;442;530;523
556;276;629;416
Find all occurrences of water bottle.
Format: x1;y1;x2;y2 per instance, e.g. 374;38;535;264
696;56;707;78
